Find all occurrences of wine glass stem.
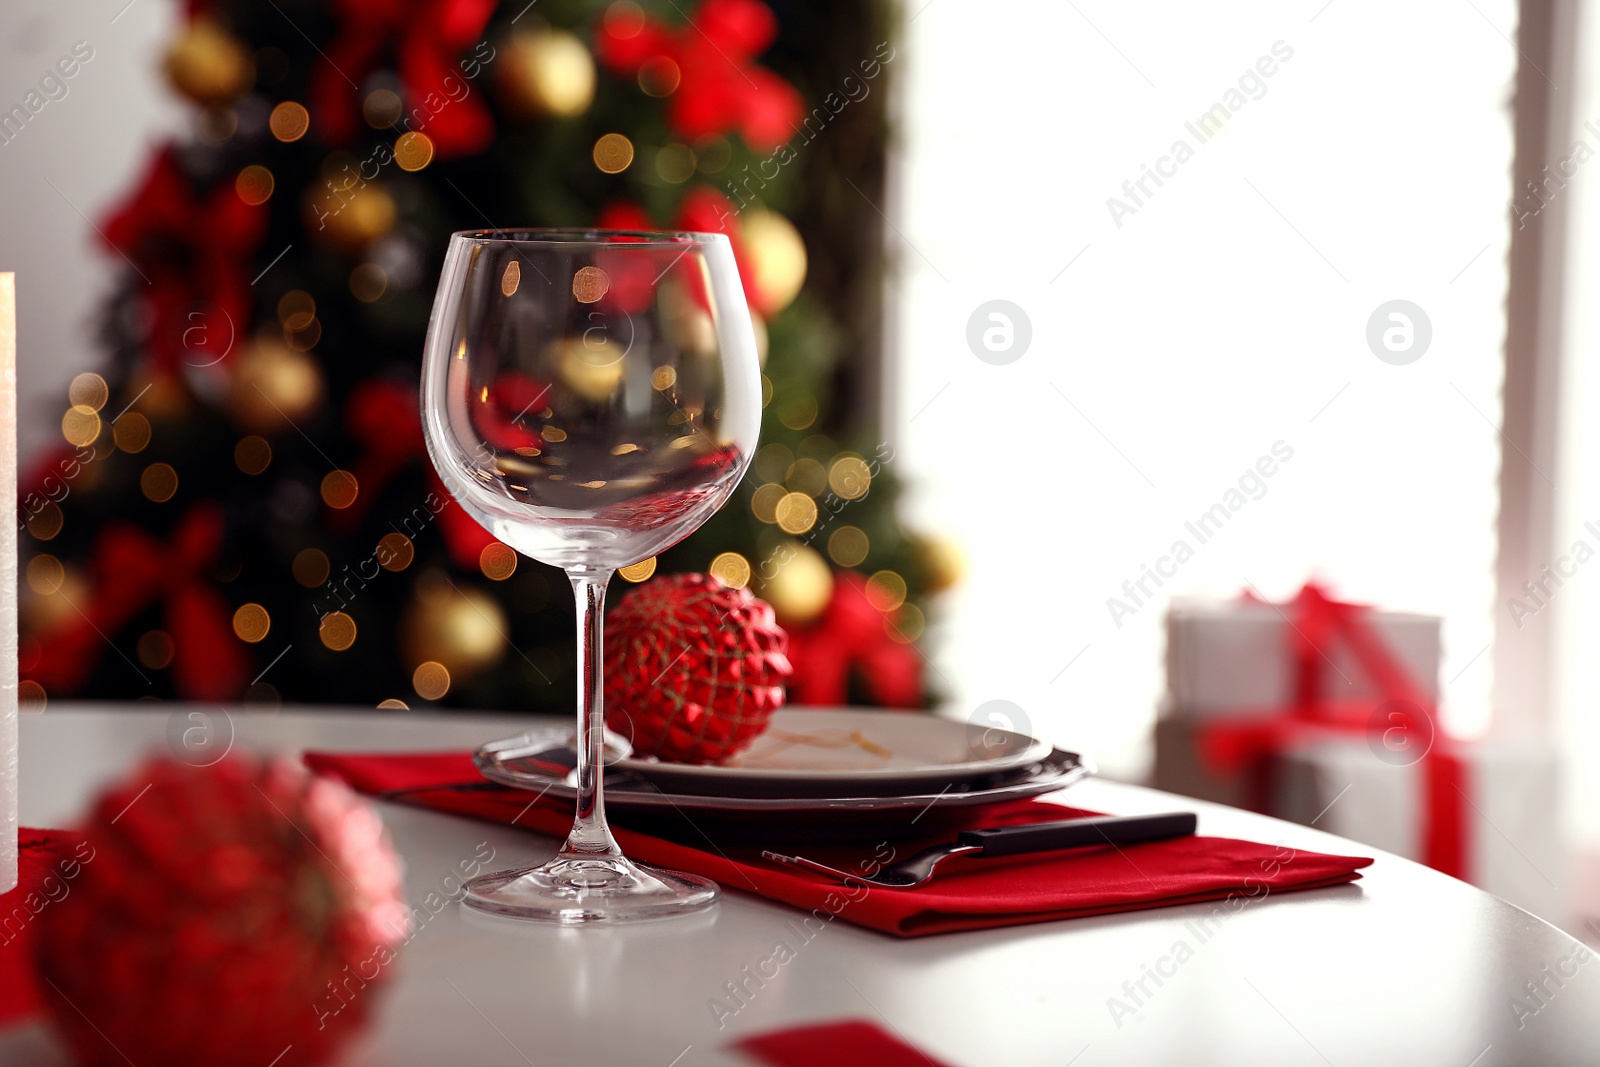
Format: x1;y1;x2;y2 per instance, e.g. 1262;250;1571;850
563;568;621;859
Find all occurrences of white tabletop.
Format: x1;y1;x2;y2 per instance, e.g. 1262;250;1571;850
5;705;1598;1067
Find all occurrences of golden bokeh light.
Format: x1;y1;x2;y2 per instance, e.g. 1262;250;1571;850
320;470;359;509
269;101;310;142
277;290;316;330
292;547;330;587
394;131;435;171
750;482;787;524
284;316;321;352
18;680;47;709
68;372;108;411
320;611;358;651
350;263;388;302
377;698;410;710
480;542;518;581
619;557;657;583
593;132;634;174
362;89;403;128
828;456;872;500
25;502;63;542
865;570;908;613
25;554;64;596
141;462;179;503
777;392;819;431
709;551;751;589
785;457;827;497
754;442;793;483
234;434;272;475
137;630;176;670
232;603;271;643
655;143;696;183
774;491;818;535
651;366;677;391
827;525;869;568
886;602;925;644
572;266;610;304
413;660;451;700
378;532;414;572
638;56;681;97
114;412;152;454
501;260;521;297
62;405;101;448
235;164;275;206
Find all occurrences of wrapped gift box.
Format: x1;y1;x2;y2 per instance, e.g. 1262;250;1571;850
1164;598;1441;716
1273;734;1562;921
1152;587;1565;922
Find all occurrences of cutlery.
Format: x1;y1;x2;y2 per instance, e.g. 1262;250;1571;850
762;811;1198;888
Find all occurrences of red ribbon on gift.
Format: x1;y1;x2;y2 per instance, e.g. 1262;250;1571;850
1194;584;1469;879
26;504;250;700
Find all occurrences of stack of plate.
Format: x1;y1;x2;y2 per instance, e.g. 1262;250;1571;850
475;708;1093;843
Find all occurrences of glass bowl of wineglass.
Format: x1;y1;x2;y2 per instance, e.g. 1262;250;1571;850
420;229;760;923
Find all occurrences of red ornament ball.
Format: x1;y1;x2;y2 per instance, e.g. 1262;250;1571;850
35;754;410;1067
605;572;792;764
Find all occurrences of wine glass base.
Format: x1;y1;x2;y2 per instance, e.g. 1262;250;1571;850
463;854;719;924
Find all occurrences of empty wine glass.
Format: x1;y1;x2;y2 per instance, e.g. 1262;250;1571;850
420;229;760;922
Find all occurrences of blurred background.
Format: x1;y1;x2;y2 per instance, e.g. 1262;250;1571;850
1;0;1595;926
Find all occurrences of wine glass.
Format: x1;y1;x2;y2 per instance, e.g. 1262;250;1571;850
420;229;760;922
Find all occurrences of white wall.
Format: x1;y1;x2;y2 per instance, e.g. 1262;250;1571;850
0;0;183;464
893;0;1516;776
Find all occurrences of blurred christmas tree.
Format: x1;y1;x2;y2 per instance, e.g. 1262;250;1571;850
19;0;958;712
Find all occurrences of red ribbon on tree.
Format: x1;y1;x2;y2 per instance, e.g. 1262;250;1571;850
1194;584;1468;878
784;572;923;709
595;0;803;152
101;146;266;374
26;504;250;701
310;0;497;160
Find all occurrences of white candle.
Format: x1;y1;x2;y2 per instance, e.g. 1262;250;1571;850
0;273;15;894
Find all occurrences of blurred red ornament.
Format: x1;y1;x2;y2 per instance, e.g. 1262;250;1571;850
605;572;791;763
594;0;802;151
35;755;409;1067
101;146;265;374
785;572;925;708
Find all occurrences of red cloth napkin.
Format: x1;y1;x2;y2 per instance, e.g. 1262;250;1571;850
735;1019;950;1066
0;830;79;1027
304;751;1372;938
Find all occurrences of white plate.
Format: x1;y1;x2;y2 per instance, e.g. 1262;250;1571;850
615;707;1054;797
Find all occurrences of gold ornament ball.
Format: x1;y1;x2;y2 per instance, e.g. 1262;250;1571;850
227;339;324;433
307;183;397;252
165;19;255;104
741;208;807;315
759;543;834;628
498;30;596;118
400;586;507;678
913;534;965;594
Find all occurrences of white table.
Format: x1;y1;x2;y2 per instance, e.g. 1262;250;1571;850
5;706;1598;1067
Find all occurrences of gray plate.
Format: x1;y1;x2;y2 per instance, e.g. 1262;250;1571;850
473;729;1095;842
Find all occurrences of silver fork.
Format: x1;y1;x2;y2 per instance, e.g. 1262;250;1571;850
763;811;1197;888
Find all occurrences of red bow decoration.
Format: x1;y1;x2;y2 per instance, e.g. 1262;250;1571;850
310;0;497;160
1194;584;1468;878
596;0;803;151
26;504;250;701
784;572;924;709
100;147;266;374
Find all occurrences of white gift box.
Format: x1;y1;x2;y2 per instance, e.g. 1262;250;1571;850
1272;734;1563;921
1163;598;1441;718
